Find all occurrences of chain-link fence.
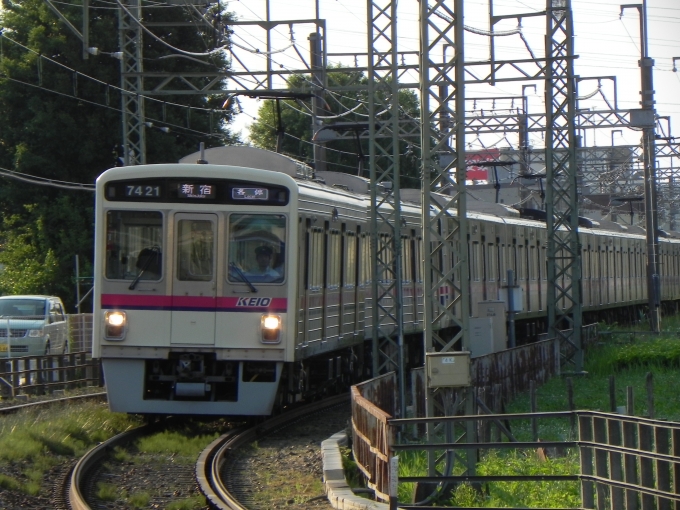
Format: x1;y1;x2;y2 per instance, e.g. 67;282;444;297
68;314;93;353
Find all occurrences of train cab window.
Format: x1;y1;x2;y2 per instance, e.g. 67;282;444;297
228;214;286;284
177;219;214;281
105;211;163;281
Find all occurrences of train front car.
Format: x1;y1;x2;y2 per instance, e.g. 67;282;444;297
93;163;297;416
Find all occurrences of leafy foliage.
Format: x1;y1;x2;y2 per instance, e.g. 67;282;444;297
0;0;237;308
249;69;421;187
0;209;60;295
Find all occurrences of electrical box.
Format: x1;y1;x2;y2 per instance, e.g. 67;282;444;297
629;109;655;128
471;301;508;357
425;352;471;388
470;317;494;358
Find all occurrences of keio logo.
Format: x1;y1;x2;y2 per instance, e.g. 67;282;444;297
236;297;272;307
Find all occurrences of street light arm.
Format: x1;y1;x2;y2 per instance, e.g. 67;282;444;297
672;57;680;72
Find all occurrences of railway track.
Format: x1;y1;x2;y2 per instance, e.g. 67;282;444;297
0;391;106;416
68;393;349;510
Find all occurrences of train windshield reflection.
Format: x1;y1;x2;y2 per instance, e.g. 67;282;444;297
228;214;285;284
106;211;163;281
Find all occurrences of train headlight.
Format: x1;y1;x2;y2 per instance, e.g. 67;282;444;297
104;311;127;340
261;314;281;344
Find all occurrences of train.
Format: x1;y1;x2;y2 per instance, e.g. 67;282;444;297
93;145;680;416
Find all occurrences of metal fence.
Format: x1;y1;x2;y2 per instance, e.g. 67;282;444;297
0;314;98;398
0;351;101;398
352;376;680;509
68;313;93;352
351;324;680;509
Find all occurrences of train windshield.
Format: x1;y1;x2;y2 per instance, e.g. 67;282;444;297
105;211;163;281
228;214;286;284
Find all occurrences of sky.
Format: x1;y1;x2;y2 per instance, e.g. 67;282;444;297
222;0;680;150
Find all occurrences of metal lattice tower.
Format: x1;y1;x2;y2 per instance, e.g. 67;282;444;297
420;0;469;379
367;0;406;416
119;0;146;166
419;0;476;475
545;0;582;371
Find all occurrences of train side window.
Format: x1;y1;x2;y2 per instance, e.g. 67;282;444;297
227;213;286;284
415;237;423;283
499;244;506;283
308;227;324;290
471;242;481;282
401;237;412;283
359;233;371;285
344;231;357;288
105;210;163;281
328;229;341;289
509;244;517;279
487;242;496;283
517;244;525;281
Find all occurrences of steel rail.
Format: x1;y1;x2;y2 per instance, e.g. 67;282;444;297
197;393;350;509
68;424;151;510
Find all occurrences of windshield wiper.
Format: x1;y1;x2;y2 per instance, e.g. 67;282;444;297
229;262;258;293
129;246;161;290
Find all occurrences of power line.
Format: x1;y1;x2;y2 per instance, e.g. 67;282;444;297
0;166;95;191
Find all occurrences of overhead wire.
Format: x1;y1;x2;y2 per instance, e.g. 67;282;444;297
0;165;95;191
115;0;228;57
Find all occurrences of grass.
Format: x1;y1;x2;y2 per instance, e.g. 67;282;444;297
241;441;326;508
97;482;120;501
136;429;220;463
0;402;222;507
0;400;140;496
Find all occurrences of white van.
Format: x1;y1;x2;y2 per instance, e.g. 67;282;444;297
0;296;69;357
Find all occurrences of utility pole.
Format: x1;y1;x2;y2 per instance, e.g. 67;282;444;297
621;1;660;332
309;32;327;172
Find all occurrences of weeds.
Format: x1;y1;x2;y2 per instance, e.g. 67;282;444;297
96;482;120;501
0;401;140;496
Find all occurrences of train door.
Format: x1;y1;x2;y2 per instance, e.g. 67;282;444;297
171;213;217;345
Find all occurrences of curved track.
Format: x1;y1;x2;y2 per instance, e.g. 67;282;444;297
67;394;348;509
197;393;349;510
68;424;152;510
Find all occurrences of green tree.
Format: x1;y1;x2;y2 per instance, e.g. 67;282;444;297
0;0;236;308
249;69;421;187
0;208;59;295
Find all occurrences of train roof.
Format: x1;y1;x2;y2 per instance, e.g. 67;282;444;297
179;145;314;179
174;147;670;241
400;188;521;218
